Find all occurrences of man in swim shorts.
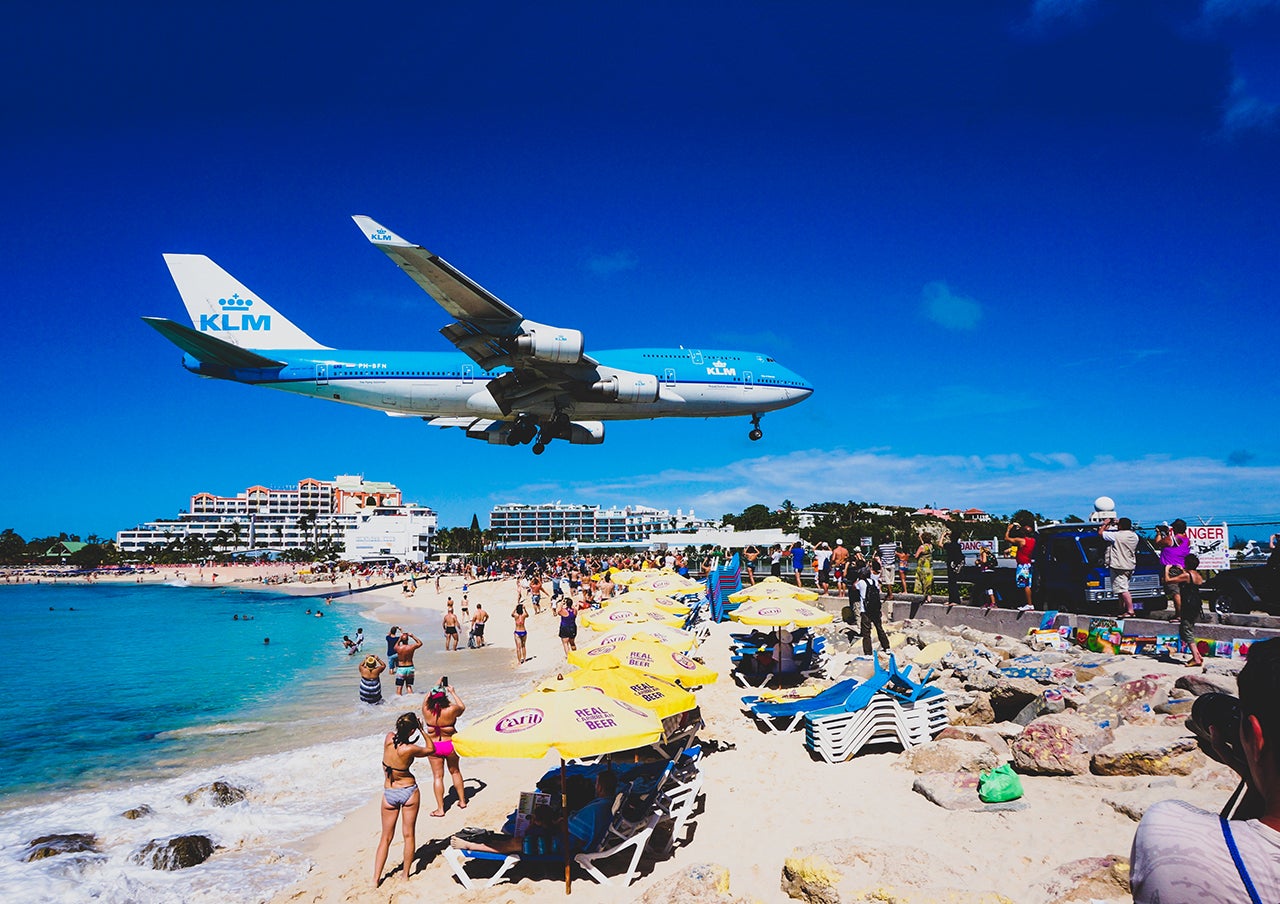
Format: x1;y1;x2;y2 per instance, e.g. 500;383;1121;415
471;603;488;648
393;630;422;695
443;604;461;652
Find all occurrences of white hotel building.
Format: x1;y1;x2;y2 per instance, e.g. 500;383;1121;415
489;502;717;549
116;475;438;563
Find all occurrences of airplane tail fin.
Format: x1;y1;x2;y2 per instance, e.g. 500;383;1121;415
162;253;328;350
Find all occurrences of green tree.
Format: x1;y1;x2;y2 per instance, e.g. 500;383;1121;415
0;528;26;565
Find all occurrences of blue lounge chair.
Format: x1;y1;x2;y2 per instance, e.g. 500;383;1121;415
741;677;861;732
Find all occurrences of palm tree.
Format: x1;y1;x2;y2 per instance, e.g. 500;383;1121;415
230;521;243;551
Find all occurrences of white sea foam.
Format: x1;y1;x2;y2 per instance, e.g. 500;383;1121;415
1;654;532;903
0;734;377;903
153;722;271;740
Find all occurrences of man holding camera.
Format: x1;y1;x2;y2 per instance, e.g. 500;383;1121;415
1099;517;1139;617
1130;638;1280;902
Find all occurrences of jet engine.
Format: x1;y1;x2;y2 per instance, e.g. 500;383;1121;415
566;421;605;444
513;320;584;364
589;372;659;403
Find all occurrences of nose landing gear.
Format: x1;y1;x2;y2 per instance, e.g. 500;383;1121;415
748;413;763;442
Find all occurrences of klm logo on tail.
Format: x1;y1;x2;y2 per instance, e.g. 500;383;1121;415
371;228;393;243
200;294;271;332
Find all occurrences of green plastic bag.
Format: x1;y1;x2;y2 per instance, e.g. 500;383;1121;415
977;763;1023;803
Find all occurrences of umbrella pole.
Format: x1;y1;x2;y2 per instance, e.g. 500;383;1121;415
561;757;571;894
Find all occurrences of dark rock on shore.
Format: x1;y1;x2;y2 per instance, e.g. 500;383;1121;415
23;833;99;861
121;805;154;820
130;834;216;870
183;781;247;807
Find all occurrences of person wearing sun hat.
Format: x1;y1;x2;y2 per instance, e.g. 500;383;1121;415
359;653;387;705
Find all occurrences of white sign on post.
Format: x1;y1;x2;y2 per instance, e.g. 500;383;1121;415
1187;523;1230;571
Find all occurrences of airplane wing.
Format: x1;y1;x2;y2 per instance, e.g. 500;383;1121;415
352;215;600;415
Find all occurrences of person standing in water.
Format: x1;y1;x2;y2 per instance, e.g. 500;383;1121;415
421;682;467;817
373;712;433;887
359;654;386;705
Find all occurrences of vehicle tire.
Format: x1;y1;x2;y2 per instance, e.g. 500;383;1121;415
1211;590;1236;617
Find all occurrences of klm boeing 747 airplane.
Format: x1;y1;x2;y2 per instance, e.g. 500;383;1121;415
144;217;814;453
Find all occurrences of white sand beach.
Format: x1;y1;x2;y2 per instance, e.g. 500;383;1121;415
259;574;1243;904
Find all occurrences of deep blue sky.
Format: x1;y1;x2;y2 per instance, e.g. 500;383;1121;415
3;1;1279;539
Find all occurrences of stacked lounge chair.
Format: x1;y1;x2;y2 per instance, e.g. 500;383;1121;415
802;655;947;764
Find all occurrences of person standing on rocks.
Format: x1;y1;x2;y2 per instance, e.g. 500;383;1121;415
1099;517;1139;617
1156;519;1191;620
944;533;966;607
1166;553;1205;667
1005;522;1037;612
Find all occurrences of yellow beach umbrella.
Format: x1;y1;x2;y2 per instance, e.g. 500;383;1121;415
451;678;663;893
608;569;643;586
581;602;685;631
629;573;704;595
553;654;697;720
728;581;820;603
577;623;699;653
452;679;662;760
729;599;834;628
568;639;719;686
610;589;692;615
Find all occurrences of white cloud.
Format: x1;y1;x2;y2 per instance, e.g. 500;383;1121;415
921;281;983;331
1201;0;1280;26
584;250;639;276
1019;0;1100;36
501;447;1280;524
1220;76;1280;139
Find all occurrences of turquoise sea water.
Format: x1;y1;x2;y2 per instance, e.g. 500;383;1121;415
0;581;531;903
0;583;363;798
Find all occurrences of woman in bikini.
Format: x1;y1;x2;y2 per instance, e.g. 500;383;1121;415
421;683;467;817
374;711;434;887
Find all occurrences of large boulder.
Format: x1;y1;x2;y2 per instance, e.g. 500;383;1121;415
183;781;247;807
934;725;1012;757
23;833;98;862
781;855;843;904
130;834;216;870
948;690;995;726
1174;672;1238;697
1080;676;1170;719
1036;855;1131;903
989;676;1048;722
635;862;749;904
1091;728;1205;776
1011;713;1115;775
911;772;1029;813
900;738;1003;774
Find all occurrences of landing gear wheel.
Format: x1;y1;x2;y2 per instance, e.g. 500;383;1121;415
749;428;763;441
506;433;520;446
532;442;546;455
